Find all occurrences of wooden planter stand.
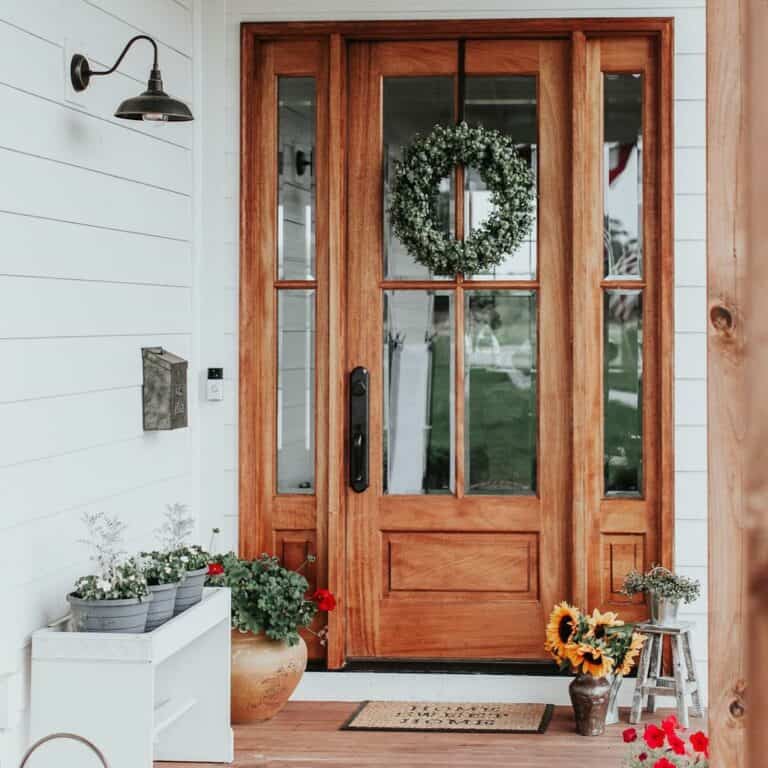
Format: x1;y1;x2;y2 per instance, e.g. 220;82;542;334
29;587;233;768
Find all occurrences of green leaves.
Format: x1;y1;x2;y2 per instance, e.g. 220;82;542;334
207;552;317;646
390;122;535;276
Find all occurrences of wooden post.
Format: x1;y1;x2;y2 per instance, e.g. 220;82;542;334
707;1;748;766
745;1;768;766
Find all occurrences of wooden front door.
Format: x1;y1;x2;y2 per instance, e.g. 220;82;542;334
345;40;571;659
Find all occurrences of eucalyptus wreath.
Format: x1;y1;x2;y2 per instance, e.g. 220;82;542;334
389;122;535;276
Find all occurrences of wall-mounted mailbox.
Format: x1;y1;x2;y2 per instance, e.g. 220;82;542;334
142;347;188;431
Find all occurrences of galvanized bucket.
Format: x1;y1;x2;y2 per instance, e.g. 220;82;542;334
173;566;207;615
146;581;179;631
19;733;109;767
649;590;680;625
67;593;152;633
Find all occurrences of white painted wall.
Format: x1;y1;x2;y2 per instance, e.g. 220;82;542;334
0;1;200;763
199;0;708;699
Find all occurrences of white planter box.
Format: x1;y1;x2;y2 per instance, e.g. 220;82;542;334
30;587;233;767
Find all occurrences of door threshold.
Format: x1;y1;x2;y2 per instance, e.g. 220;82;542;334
331;660;566;676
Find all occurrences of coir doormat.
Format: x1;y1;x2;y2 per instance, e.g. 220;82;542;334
341;701;554;733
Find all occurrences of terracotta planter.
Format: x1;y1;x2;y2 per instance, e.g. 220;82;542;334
569;673;611;736
230;630;307;723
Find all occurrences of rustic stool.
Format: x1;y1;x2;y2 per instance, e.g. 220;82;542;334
629;621;703;728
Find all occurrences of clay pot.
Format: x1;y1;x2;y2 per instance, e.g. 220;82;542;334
569;673;611;736
230;630;307;723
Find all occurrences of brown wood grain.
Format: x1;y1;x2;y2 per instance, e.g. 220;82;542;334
157;702;704;768
707;2;748;766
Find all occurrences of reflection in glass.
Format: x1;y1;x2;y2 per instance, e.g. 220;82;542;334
465;291;537;494
277;290;315;493
278;78;316;280
383;78;455;279
384;291;454;494
604;73;643;279
464;77;538;280
604;290;643;495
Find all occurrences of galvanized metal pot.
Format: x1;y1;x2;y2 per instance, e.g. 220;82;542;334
145;581;179;631
67;593;152;633
173;566;207;615
649;590;680;625
569;673;611;736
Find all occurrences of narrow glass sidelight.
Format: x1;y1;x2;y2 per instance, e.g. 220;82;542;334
464;76;538;281
465;291;537;495
604;290;643;496
603;73;643;279
277;290;315;494
383;291;455;494
383;77;455;280
278;77;316;280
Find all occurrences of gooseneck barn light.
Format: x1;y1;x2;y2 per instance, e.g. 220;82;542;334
70;35;193;122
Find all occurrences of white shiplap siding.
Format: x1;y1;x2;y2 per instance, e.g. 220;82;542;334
199;0;708;699
0;1;197;763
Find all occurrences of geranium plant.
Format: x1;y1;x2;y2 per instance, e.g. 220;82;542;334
622;566;701;604
73;512;149;601
207;552;336;646
545;602;646;677
621;715;709;767
139;550;186;586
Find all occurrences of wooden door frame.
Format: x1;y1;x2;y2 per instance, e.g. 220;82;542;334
239;18;675;672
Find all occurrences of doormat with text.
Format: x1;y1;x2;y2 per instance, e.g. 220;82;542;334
341;701;554;733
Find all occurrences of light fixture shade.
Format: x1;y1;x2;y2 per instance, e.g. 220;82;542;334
114;89;193;122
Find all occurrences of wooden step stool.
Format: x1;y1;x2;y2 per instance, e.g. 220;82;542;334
629;621;703;727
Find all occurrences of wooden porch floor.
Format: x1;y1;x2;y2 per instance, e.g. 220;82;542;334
159;702;704;767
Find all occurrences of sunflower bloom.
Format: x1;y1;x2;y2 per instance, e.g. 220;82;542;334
618;633;647;676
545;602;580;658
586;608;624;640
570;644;615;678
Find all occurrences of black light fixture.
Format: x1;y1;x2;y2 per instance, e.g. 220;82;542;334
70;35;193;123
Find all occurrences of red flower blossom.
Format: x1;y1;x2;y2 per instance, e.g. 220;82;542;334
207;562;224;576
653;759;675;768
312;588;337;612
622;728;638;743
638;754;647;762
690;730;709;757
668;733;687;755
644;724;666;750
661;714;681;737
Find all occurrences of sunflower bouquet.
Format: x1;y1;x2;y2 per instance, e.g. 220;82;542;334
545;602;646;678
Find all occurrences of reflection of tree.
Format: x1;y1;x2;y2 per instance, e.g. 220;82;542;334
604;215;641;283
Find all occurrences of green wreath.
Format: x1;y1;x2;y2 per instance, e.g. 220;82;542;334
389;122;535;276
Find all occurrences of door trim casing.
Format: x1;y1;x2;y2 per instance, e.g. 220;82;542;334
239;18;675;670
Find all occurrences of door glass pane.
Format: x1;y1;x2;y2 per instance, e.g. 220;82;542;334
277;290;315;493
465;291;537;494
464;77;538;280
278;77;316;280
604;290;643;496
384;291;454;494
384;78;455;280
604;73;643;279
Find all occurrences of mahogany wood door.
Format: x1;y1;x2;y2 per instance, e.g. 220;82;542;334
345;39;572;659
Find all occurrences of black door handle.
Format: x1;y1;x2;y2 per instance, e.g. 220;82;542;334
349;366;369;493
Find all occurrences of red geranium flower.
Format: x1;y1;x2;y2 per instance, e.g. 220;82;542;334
207;562;224;576
668;733;687;755
690;730;709;757
661;714;681;737
638;754;647;762
644;724;666;749
653;759;675;768
312;588;337;612
622;728;638;743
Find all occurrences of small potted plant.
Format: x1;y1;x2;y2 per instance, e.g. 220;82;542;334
545;603;646;736
207;552;336;723
620;715;709;766
138;550;186;630
68;512;152;633
155;503;212;615
622;565;701;625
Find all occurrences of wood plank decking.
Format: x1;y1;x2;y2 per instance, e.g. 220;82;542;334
159;702;705;767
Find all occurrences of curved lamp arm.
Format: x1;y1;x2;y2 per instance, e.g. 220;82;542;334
71;35;160;92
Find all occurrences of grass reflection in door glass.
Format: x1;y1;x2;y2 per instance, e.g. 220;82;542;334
465;291;537;495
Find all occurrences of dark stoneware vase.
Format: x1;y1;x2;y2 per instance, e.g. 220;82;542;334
569;673;611;736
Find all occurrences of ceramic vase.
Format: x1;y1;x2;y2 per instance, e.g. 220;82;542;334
569;673;611;736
